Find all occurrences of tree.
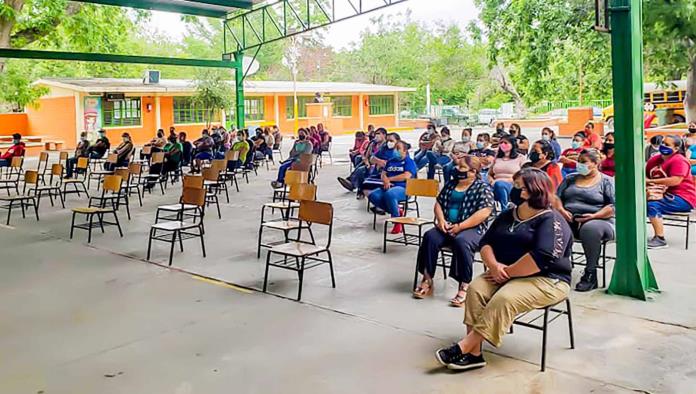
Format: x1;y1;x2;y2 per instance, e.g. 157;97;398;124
193;69;233;129
0;67;47;111
643;0;696;122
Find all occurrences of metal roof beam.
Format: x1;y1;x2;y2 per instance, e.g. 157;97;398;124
0;48;237;68
71;0;256;18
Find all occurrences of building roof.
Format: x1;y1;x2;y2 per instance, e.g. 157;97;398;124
34;78;416;95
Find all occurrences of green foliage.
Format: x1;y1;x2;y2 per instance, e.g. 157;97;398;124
193;69;233;128
0;68;48;111
643;0;696;81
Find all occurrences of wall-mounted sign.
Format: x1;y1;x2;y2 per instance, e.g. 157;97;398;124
84;96;102;132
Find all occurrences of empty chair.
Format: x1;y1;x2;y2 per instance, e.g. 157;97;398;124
88;153;117;190
202;167;223;218
0;169;40;225
383;178;440;252
27;163;66;209
155;175;205;223
272;170;308;203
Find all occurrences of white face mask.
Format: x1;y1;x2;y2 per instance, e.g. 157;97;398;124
386;141;396;150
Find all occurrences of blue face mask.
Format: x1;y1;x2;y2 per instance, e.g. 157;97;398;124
392;149;403;160
577;162;591;176
659;145;674;156
571;141;581;149
541;134;550;141
476;141;485;149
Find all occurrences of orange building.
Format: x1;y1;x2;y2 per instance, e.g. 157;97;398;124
14;78;413;149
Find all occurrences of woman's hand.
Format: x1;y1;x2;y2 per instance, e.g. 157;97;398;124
436;220;449;234
447;223;462;236
383;178;392;190
575;213;595;223
559;208;573;223
485;263;510;284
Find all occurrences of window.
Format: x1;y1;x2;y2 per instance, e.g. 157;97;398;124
103;97;141;127
173;97;220;124
245;97;265;121
369;95;395;115
332;96;352;117
286;96;313;118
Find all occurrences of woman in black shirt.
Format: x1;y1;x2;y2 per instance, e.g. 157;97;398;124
435;167;573;371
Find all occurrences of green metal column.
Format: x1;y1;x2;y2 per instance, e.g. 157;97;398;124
606;0;658;299
234;51;245;129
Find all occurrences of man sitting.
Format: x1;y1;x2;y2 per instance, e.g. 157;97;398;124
271;128;313;189
0;133;26;167
88;129;110;159
65;132;91;178
191;129;215;173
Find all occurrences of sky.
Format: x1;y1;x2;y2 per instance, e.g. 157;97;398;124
149;0;479;50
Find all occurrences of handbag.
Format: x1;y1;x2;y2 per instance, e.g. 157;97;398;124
646;166;669;201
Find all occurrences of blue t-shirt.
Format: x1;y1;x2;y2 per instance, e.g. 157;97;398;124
375;146;395;161
689;145;696;175
384;154;417;187
446;190;466;223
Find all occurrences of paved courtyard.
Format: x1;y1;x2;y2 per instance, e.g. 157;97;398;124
1;131;695;394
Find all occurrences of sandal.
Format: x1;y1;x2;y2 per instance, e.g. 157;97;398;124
413;281;433;299
449;290;467;307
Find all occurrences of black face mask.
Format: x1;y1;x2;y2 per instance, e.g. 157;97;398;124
689;128;696;134
299;134;306;140
510;187;525;206
528;151;541;163
603;143;615;151
452;168;470;181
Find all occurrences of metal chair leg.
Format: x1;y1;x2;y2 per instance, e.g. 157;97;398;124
168;230;177;266
566;299;575;349
326;250;336;288
541;307;550;372
263;251;272;292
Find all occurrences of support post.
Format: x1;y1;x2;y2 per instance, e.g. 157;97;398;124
234;51;245;129
606;0;658;299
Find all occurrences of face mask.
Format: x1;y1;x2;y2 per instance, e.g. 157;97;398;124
577;162;591;176
603;143;615;151
462;136;471;143
237;136;244;142
571;141;581;149
689;128;696;134
659;145;674;156
476;141;485;149
299;134;306;140
81;137;87;142
386;141;396;150
541;134;550;141
123;138;129;143
529;151;541;163
499;143;512;153
510;187;525;206
392;149;403;160
13;139;20;144
453;168;469;181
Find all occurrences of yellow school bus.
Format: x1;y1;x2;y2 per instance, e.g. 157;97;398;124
602;80;686;129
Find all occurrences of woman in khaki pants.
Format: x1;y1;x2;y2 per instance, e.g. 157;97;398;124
435;167;573;371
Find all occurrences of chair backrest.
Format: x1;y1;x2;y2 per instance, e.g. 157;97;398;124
24;170;39;185
406;178;440;198
183;174;204;189
51;163;63;177
151;152;165;164
106;153;118;164
59;151;69;161
225;150;240;162
102;175;122;193
181;187;206;207
299;200;333;226
290;154;313;172
211;159;226;172
114;168;130;182
285;170;308;186
202;167;221;182
10;156;23;169
76;157;89;170
288;183;317;202
38;151;49;165
142;145;152;155
128;162;142;175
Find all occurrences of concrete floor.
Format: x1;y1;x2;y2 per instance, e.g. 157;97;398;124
1;131;695;393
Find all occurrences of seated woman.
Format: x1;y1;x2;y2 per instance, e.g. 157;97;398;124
141;129;166;160
559;131;586;178
106;133;134;171
541;127;562;163
459;128;475;153
348;131;368;168
600;132;615;177
421;126;455;180
146;134;182;189
271;128;314;188
191;129;215;173
686;123;696;176
525;139;562;190
646;135;696;249
554;149;615;291
414;123;439;169
469;132;496;176
367;138;416;234
508;123;529;155
178;132;193;167
645;135;663;161
65;132;91;178
414;156;494;306
228;132;250;171
435;168;572;371
488;135;526;209
88;129;110;160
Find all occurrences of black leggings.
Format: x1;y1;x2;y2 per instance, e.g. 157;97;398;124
571;219;615;272
416;227;481;284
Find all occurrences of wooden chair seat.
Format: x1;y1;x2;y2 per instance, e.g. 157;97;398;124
263;201;300;210
90;170;114;176
71;207;113;214
262;219;301;231
157;203;199;212
151;220;200;231
385;217;433;226
270;241;327;257
0;195;34;201
62;178;85;184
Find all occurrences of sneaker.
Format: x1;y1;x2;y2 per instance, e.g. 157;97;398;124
369;206;386;215
575;270;598;292
271;181;283;189
337;177;354;192
647;236;668;249
435;344;463;366
447;353;487;371
356;192;365;200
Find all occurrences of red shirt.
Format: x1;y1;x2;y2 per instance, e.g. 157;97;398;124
561;147;583;170
601;155;615;177
584;132;602;150
542;162;563;191
646;154;696;208
0;142;25;160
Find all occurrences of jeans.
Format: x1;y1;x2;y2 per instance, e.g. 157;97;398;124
414;150;429;171
277;159;294;183
647;195;693;218
0;159;10;167
425;152;452;180
65;157;80;178
442;161;456;184
105;158;128;172
351;154;363;168
562;167;576;178
368;186;406;217
571;219;615;272
227;159;242;171
417;227;481;284
89;151;105;160
492;180;513;208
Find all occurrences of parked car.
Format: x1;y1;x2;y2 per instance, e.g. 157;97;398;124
477;109;500;126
